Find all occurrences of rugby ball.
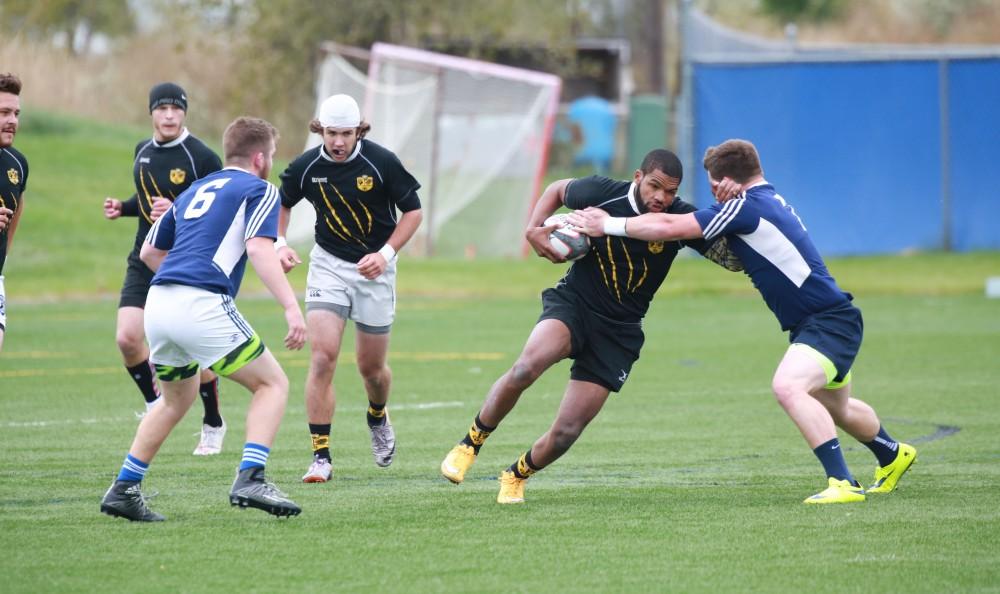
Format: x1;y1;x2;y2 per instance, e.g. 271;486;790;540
544;214;591;261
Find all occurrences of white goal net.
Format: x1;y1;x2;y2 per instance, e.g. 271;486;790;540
287;42;561;258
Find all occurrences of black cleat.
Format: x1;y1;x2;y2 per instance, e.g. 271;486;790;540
100;480;165;522
229;467;301;518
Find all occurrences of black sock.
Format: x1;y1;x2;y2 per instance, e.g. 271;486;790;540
126;360;160;404
309;423;331;461
366;401;386;427
460;413;496;454
199;377;223;427
509;449;541;479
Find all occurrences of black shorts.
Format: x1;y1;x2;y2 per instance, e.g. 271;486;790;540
118;251;154;309
538;287;644;393
789;301;863;383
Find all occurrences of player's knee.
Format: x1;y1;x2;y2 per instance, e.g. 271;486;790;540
507;360;542;388
360;364;389;389
550;422;584;453
115;329;143;356
309;347;340;374
771;376;803;409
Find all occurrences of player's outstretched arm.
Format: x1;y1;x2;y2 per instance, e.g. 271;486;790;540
572;209;703;242
246;236;306;350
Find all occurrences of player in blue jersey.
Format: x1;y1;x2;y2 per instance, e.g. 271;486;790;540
100;117;308;522
571;139;916;504
277;94;422;482
0;73;27;354
103;83;228;455
439;149;743;504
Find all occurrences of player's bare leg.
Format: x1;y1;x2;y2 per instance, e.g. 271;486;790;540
812;383;916;494
442;319;571;484
498;380;610;503
302;309;347;482
773;348;864;503
117;306;161;410
223;350;301;517
356;330;395;466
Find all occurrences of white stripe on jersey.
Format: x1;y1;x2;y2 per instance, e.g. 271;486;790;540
1;148;26;181
213;201;248;276
358;152;385;184
299;150;325;190
703;198;745;240
245;183;278;240
145;208;169;245
739;218;811;287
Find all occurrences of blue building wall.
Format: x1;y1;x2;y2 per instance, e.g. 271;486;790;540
691;57;999;255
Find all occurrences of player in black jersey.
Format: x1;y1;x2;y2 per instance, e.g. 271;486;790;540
0;73;28;353
440;149;742;504
102;83;228;455
277;94;423;482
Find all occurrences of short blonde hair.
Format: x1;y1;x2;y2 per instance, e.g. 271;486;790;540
223;117;278;164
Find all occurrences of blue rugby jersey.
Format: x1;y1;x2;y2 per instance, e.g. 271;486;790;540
693;181;850;330
146;167;279;297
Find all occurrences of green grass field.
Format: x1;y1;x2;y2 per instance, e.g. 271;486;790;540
1;112;999;592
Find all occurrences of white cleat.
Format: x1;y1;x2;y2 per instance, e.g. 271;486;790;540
302;457;333;483
369;414;396;468
193;421;226;456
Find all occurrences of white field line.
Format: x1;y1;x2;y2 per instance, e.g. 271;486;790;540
3;401;466;428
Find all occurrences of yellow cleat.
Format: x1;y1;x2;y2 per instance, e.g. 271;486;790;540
804;477;866;504
440;443;477;484
868;442;917;494
497;470;526;504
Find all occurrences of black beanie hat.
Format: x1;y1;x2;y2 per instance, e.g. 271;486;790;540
149;82;188;113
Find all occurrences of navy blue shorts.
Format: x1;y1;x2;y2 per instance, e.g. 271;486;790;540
789;301;863;384
539;287;643;393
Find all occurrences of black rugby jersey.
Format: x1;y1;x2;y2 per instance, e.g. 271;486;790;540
557;175;718;323
279;139;421;263
123;129;221;253
0;146;28;275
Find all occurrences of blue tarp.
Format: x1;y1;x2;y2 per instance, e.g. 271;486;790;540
692;57;1000;254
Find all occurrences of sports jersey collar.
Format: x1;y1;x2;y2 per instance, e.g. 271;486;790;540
221;165;252;175
745;179;769;190
319;139;362;164
153;128;190;148
627;182;641;214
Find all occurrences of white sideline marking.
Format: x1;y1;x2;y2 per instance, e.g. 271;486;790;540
3;401;466;428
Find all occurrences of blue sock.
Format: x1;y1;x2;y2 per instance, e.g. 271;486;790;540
239;442;270;471
863;426;900;467
812;438;854;483
117;454;149;482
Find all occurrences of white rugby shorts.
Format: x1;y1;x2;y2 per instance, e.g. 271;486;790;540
305;244;396;330
145;284;257;370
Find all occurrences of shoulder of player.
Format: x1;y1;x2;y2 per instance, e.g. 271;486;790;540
0;146;27;168
566;175;630;205
357;139;402;165
181;133;220;158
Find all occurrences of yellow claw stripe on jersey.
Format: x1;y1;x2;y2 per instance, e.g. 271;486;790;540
331;183;373;236
317;183;367;247
594;236;651;303
0;192;16;211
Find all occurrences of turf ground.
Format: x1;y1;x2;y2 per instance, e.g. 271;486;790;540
2;255;999;593
1;111;998;592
